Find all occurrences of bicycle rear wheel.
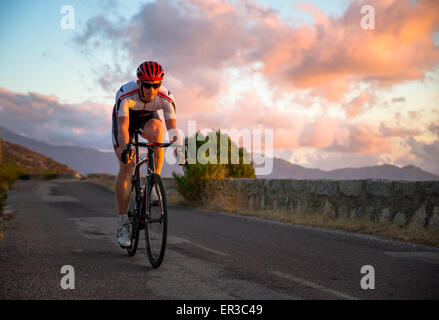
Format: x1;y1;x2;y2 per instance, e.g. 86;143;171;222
126;179;141;256
145;173;168;268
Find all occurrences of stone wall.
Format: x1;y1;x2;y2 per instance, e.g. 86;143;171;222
162;178;439;230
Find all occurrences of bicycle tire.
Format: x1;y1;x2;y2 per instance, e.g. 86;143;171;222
145;173;168;268
126;178;141;256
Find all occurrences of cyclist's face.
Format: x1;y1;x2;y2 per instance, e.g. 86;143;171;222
138;80;161;101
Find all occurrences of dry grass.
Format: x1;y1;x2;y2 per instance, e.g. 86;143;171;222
191;183;439;248
85;176;439;248
208;204;439;248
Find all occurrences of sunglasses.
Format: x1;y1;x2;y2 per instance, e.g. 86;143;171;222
141;82;162;89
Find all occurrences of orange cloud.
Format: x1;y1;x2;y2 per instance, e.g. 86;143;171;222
175;93;419;156
299;118;340;148
75;0;439;119
326;124;391;154
345;91;376;118
261;0;439;102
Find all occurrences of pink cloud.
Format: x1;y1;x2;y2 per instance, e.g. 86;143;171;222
297;119;422;155
175;92;422;156
344;91;376;118
406;136;439;175
379;123;421;137
0;87;112;149
74;0;439;120
1;85;434;173
261;0;439;102
299;118;340;148
294;2;329;27
325;124;391;154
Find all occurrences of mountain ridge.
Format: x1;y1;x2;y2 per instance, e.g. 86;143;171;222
1;138;79;176
264;157;439;180
1;126;438;181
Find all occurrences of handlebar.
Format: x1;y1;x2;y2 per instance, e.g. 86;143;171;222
121;141;187;165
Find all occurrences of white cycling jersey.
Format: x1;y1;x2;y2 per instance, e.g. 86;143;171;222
114;81;176;120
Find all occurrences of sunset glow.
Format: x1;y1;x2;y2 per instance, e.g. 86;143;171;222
0;0;438;174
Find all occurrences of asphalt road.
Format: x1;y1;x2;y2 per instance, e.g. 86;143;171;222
1;179;439;300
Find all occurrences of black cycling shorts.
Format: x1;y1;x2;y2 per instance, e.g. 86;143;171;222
112;106;161;150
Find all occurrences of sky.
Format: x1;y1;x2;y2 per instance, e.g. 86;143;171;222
0;0;438;175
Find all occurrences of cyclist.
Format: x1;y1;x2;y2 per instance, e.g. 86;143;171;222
112;61;181;248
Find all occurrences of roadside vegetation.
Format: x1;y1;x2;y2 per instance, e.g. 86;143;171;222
1;139;77;177
219;207;439;248
0;137;80;239
173;130;256;206
0;161;27;207
79;132;438;248
0;162;25;240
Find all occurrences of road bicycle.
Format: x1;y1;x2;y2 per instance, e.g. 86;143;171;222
121;129;185;268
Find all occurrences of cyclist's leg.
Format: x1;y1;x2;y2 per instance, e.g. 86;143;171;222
112;106;135;218
114;159;134;247
114;157;135;216
141;114;165;175
112;107;136;247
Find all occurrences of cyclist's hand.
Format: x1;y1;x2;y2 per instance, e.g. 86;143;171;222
121;149;129;164
116;147;123;161
117;147;134;166
175;147;186;165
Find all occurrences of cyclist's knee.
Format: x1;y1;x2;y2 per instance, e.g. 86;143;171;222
143;119;164;141
118;162;134;176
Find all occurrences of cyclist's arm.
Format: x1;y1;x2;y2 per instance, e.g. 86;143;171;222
162;97;181;144
117;116;130;156
165;118;176;132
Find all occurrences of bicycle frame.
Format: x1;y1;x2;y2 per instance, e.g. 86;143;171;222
131;134;152;177
124;130;186;265
127;130;186;179
126;130;182;215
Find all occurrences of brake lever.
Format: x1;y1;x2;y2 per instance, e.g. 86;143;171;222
121;144;133;164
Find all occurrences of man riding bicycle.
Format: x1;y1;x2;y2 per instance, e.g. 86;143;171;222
112;61;181;248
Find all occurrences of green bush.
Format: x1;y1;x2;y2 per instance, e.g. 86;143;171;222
0;163;26;189
0;163;26;213
173;130;256;204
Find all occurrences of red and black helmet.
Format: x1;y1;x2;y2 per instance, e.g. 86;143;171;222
137;61;165;81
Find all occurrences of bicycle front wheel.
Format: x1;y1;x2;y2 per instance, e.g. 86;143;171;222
126;179;141;257
145;173;168;268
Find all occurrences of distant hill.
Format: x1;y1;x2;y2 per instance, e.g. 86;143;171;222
1;138;78;176
0;126;181;176
0;126;118;175
1;126;438;181
264;157;439;181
